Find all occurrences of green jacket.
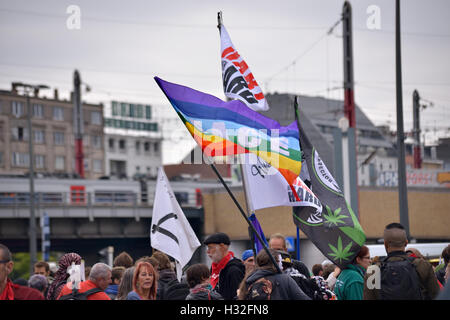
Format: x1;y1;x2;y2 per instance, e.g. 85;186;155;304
334;264;365;300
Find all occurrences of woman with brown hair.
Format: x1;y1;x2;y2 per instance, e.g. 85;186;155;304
126;262;157;300
334;245;371;300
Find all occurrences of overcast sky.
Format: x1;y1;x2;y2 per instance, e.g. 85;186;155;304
1;0;449;163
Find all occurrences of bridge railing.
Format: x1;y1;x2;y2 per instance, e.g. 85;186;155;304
0;190;202;209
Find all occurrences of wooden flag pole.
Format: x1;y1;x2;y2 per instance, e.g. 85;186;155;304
209;162;282;274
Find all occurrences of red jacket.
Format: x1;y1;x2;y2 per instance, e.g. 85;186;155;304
57;280;111;300
0;279;45;300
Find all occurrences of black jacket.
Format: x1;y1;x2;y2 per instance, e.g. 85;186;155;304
245;269;311;300
215;257;245;300
157;269;178;300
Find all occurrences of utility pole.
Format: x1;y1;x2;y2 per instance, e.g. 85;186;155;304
342;1;359;219
12;82;49;274
395;0;410;238
342;1;356;129
412;90;422;169
73;70;84;178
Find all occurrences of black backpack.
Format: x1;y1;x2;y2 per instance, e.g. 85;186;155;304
163;278;190;300
245;277;274;300
59;287;103;300
379;255;423;300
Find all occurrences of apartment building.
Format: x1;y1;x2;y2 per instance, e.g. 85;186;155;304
0;84;105;179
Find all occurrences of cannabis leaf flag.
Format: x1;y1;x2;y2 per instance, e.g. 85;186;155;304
293;98;366;269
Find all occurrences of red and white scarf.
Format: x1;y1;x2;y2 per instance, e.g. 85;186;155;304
210;251;234;289
0;279;19;300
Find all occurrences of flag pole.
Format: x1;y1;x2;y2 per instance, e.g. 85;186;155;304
293;96;303;261
217;11;260;262
209;162;282;273
239;155;258;260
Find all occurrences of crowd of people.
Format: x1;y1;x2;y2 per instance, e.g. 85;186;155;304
1;222;449;300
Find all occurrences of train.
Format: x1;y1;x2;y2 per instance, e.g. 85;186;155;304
0;177;208;208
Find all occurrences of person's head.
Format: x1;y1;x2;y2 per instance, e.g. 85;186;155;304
135;256;159;270
242;250;255;274
353;245;371;270
28;274;48;293
89;263;112;291
268;233;287;252
204;233;231;263
151;251;172;271
0;244;14;288
34;261;50;277
55;253;82;278
116;267;135;300
322;263;336;279
185;263;210;289
383;223;408;253
113;251;134;269
441;244;450;265
256;249;280;273
445;263;450;283
312;264;324;277
111;266;126;285
133;262;157;299
406;247;424;259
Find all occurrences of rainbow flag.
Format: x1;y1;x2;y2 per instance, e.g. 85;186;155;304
154;77;302;186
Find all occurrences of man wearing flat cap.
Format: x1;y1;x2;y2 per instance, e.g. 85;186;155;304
204;232;245;300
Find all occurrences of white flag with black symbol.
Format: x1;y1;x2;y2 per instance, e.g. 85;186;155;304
150;167;201;279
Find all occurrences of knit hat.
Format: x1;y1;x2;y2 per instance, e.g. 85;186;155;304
203;232;231;245
242;250;254;262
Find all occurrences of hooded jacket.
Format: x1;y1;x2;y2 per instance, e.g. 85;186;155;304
245;269;311;300
334;264;365;300
214;257;245;300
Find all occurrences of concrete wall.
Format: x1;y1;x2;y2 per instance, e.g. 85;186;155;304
202;186;450;242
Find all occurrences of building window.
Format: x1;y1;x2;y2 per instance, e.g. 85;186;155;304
129;104;135;117
34;129;45;144
144;142;150;153
119;139;126;151
93;159;103;173
55;156;65;170
91;111;102;125
121;103;127;117
145;105;151;119
12;127;28;141
12;152;29;167
33;104;44;118
92;135;102;148
135;141;141;154
137;105;143;118
112;101;119;116
54;132;65;145
35;155;45;169
108;138;115;150
53;107;64;120
154;142;159;154
12;101;24;117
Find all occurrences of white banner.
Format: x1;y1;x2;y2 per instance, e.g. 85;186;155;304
240;153;322;213
220;24;269;111
150;167;201;279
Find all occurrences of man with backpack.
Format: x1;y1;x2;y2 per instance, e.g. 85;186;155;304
238;249;311;300
364;223;440;300
58;262;112;300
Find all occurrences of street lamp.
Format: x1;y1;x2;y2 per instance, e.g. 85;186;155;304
12;82;50;275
